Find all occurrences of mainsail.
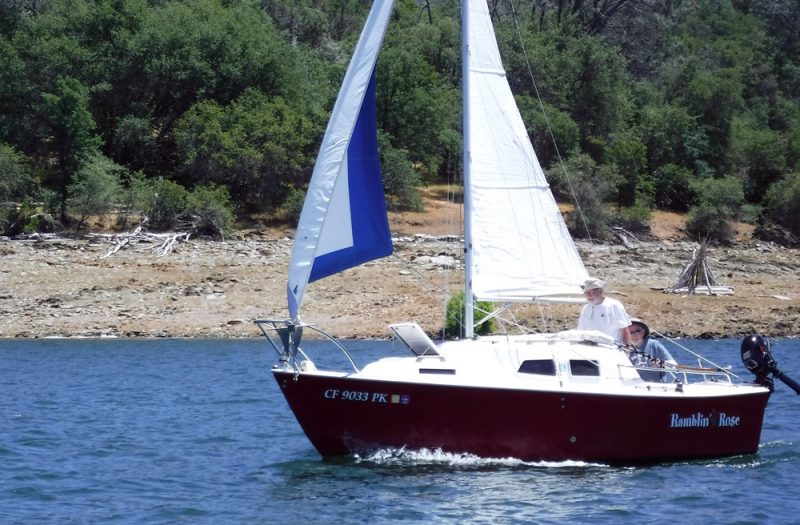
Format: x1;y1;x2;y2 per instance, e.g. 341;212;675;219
463;0;588;304
287;2;395;321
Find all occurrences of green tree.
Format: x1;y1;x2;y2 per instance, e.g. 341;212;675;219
264;0;331;48
138;177;189;231
0;36;27;145
686;176;745;243
682;69;744;176
762;172;800;237
565;36;633;152
174;89;316;212
66;154;124;229
41;76;103;220
517;96;579;171
731;116;787;203
547;153;619;240
187;183;235;238
378;131;422;212
0;142;38;202
109;115;160;173
117;0;306;174
377;23;459;180
653;164;697;212
637;102;701;177
0;142;46;235
607;131;647;207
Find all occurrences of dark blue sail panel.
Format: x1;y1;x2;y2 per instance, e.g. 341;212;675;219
308;72;393;283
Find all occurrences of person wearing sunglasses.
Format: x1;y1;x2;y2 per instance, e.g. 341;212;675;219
628;318;677;382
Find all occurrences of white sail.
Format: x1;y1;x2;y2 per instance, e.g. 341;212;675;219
287;1;396;321
464;0;588;303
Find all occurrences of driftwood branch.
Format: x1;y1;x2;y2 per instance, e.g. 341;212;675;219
612;227;638;249
95;226;192;258
152;232;192;257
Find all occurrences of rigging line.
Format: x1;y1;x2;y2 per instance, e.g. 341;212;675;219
443;150;462;339
472;302;535;335
507;0;594;245
386;247;452;319
535;302;557;333
650;329;741;379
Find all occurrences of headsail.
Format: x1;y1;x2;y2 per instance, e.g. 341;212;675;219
463;0;588;304
287;1;395;321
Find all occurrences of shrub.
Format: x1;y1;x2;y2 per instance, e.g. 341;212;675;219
653;164;697;212
686;176;744;243
547;154;619;240
116;171;149;229
141;178;190;231
613;200;652;234
187;184;235;237
23;211;59;234
0;143;39;203
762;172;800;236
379;132;423;212
280;186;306;223
686;205;735;243
0;197;60;236
66;154;124;228
444;291;495;338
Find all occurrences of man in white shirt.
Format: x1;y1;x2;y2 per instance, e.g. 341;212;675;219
577;277;632;345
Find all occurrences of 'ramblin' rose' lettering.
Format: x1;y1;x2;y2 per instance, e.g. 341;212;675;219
670;412;742;428
670;412;710;428
717;412;740;427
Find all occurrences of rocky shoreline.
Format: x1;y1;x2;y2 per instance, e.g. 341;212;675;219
1;231;798;340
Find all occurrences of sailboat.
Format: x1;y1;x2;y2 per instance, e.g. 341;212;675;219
259;0;794;464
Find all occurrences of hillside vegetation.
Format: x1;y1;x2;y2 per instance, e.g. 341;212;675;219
1;0;800;245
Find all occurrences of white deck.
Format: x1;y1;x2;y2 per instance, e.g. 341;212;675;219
288;328;767;400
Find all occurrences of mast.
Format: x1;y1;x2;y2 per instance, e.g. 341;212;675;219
462;0;474;339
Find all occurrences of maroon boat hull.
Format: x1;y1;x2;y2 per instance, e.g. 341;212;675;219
273;370;770;464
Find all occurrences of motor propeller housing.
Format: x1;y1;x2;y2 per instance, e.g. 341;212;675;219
741;334;800;395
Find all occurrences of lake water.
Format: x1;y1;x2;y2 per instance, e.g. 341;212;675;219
2;337;799;524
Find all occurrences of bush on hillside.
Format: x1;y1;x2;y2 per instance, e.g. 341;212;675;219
187;184;235;237
762;172;800;236
445;291;495;338
546;154;620;240
66;154;124;229
685;176;744;243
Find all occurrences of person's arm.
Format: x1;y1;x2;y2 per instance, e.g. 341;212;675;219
577;305;588;329
620;325;632;345
652;339;677;366
609;299;632;344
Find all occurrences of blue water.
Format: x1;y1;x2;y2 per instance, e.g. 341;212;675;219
1;337;799;524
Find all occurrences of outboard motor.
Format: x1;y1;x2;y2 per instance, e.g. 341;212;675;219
741;334;800;395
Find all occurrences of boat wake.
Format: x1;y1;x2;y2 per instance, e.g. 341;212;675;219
353;446;605;470
756;439;800;463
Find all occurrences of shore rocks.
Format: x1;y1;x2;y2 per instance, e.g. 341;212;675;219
0;232;797;339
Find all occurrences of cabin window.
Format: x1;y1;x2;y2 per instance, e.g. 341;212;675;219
518;360;556;376
419;368;456;375
570;360;600;377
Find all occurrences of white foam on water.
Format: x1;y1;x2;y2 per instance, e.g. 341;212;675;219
353;446;602;469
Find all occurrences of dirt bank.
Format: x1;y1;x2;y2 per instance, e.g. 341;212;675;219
1;223;798;340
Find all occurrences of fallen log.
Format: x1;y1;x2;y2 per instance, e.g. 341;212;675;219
94;226;193;258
